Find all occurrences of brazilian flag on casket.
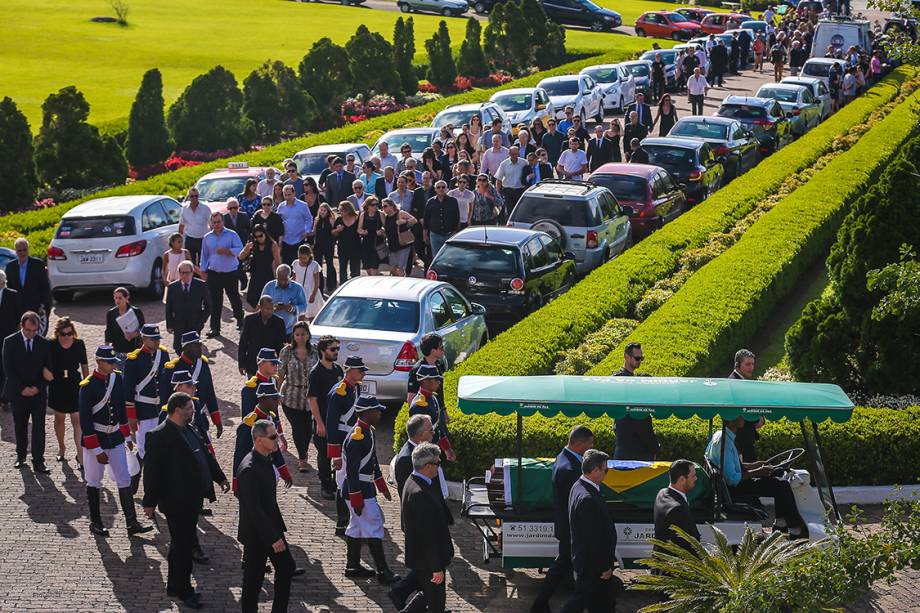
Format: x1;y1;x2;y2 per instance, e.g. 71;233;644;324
498;458;712;511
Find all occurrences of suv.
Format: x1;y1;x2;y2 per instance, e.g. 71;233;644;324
397;0;469;16
507;179;632;275
541;0;622;32
717;96;794;155
431;102;510;136
538;75;604;124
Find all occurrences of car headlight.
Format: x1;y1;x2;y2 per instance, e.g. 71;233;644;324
604;15;613;20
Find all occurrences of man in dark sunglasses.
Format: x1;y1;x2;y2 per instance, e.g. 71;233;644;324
612;342;660;461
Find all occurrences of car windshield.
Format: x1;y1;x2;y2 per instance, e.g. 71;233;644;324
194;177;249;202
718;104;768;120
493;93;532;112
583;67;618;83
758;87;799;103
670;121;730;140
293;153;333;176
313;297;420;333
642;50;677;64
590;174;648;202
541;80;580;96
576;0;603;10
375;133;432;155
56;216;136;239
664;12;689;21
433;243;521;276
803;62;831;77
644;145;696;168
624;63;650;77
432;109;478;128
511;196;593;227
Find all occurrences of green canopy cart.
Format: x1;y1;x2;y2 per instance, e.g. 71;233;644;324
458;375;853;569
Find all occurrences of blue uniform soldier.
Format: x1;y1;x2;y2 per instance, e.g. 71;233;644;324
79;345;153;538
326;355;367;535
233;380;292;493
342;394;399;584
159;331;223;441
408;363;456;462
240;348;288;453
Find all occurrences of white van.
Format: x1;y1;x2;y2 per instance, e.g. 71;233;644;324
810;18;872;58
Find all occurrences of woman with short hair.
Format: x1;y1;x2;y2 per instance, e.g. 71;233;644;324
48;317;88;468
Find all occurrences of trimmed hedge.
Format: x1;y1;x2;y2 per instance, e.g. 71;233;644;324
393;67;917;478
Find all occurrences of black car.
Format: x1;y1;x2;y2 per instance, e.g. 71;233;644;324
641;137;725;205
541;0;622;32
426;227;576;324
469;0;506;13
716;96;795;155
667;116;761;181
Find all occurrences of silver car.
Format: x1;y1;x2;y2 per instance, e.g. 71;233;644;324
47;195;182;301
309;277;489;403
291;143;373;184
579;63;636;114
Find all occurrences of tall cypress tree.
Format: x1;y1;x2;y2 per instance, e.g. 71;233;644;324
458;17;489;78
393;17;418;97
126;68;172;167
426;21;457;90
0;97;38;211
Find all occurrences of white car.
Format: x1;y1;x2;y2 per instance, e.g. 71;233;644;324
579;64;636;113
430;101;510;137
291;143;373;184
781;76;833;120
800;57;849;91
372;128;441;160
47;195;182;301
489;87;555;129
537;74;604;123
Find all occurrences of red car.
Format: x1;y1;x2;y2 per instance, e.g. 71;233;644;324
635;11;702;40
699;12;750;35
675;7;714;23
589;163;686;239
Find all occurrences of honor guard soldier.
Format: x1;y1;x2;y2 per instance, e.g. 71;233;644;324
233;380;292;493
326;355;367;535
408;363;456;462
79;345;153;538
123;324;170;491
160;331;223;441
240;348;288;445
342;395;399;584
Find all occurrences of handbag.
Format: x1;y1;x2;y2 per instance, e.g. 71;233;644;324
398;224;415;247
375;239;389;261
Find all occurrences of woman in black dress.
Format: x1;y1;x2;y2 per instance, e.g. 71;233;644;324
606;119;623;163
332;201;361;282
105;287;144;361
239;224;281;308
302;177;325;219
48;317;88;467
357;197;385;276
530;118;547;146
313;203;337;291
653;94;679;137
251;196;285;244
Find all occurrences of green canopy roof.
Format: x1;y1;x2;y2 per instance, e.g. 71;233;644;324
457;376;855;423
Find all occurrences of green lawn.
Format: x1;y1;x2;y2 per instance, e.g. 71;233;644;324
0;0;681;129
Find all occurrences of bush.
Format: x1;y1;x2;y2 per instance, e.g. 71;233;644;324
166;66;254;152
554;318;638;375
0;97;38;212
393;17;418;99
346;25;403;101
298;38;353;115
483;1;533;75
458;18;489;78
243;60;316;140
126;68;172;168
426;21;457;92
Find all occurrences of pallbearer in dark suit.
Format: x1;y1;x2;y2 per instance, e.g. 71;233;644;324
0;271;22;401
142;392;230;610
531;426;595;613
560;449;617;613
399;442;455;613
728;349;764;462
586;124;615;171
612;342;660;461
653;459;701;555
232;380;291;493
164;261;210;356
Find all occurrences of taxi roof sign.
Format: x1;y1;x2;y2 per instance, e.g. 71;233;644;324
227;162;249;170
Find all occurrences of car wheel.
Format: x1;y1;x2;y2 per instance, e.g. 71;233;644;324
623;231;634;250
636;28;646;37
591;19;605;32
672;31;682;40
474;0;487;12
399;2;410;12
146;259;164;299
442;7;452;15
53;289;74;303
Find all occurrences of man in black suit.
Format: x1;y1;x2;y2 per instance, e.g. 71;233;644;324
394;414;438;498
523;150;554;187
400;442;455;613
561;449;617;613
237;296;287;377
586;124;615;172
628;138;650;165
623;113;649;159
728;348;764;462
625;93;654;132
375;166;398;201
2;311;53;472
612;343;660;461
0;270;22;404
324;157;356;205
223;198;251;289
710;40;729;87
532;425;595;613
164;260;210;356
143;392;230;610
6;238;50;332
653;459;701;555
238;418;296;613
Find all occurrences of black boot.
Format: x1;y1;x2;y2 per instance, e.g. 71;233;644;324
344;537;375;578
335;492;349;536
129;457;142;496
87;486;109;537
368;538;400;585
119;487;153;536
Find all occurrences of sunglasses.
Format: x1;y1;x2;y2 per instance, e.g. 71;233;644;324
631;355;645;362
428;460;442;467
328;346;341;352
262;201;272;206
60;331;74;337
254;234;265;239
228;206;239;211
189;195;199;199
287;169;297;173
265;434;278;440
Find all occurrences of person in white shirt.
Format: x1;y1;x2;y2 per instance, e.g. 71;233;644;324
291;245;324;320
177;187;212;266
687;67;709;115
256;168;280;199
695;46;708;76
377;141;400;173
555;138;589;181
494;146;528;214
447;175;476;228
480;134;510;177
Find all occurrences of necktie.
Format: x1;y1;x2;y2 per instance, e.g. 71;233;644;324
26;339;31;353
183;283;189;294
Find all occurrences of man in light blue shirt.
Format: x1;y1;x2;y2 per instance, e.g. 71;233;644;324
260;264;307;335
705;416;807;537
200;212;245;337
277;185;314;266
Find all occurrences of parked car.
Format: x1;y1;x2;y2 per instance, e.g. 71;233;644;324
590;163;686;239
716;96;795;155
739;19;769;36
723;28;756;63
634;11;702;40
47;195;182;301
688;32;734;49
398;0;469;17
291;144;373;183
489;87;555;129
507;179;632;275
810;17;872;58
426;226;577;323
675;7;714;23
0;247;16;271
800;57;850;90
309;277;488;403
781;76;833;120
541;0;622;32
191;163;281;213
579;63;636;113
640;49;680;89
431;102;510;136
469;0;506;13
755;83;823;137
538;74;604;123
372;128;441;161
699;12;749;34
620;60;654;98
640;137;725;205
667;116;760;180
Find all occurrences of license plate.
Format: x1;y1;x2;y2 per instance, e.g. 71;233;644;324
359;380;377;396
79;254;104;264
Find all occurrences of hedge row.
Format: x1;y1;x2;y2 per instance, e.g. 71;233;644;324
393;67;917;479
0;44;651;252
588;86;920;380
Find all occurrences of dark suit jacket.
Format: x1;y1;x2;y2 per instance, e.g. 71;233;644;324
375;176;397;201
5;257;50;314
569;478;617;576
325;170;357;205
623;123;649;156
653;487;700;554
522;162;554;186
625;103;654;131
401;474;454;573
1;332;52;403
164;278;210;335
552;447;582;543
238;313;287;375
223;212;251;245
0;288;22;341
613;369;659;460
629;147;650;165
237;450;287;548
728;370;760;461
710;45;729;71
394;440;447;500
587;137;615;171
142;419;227;515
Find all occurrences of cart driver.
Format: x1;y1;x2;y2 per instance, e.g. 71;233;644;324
705;416;807;538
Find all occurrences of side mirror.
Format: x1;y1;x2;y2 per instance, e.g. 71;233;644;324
677;183;688;191
471;302;487;315
564;251;577;261
620;205;635;217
